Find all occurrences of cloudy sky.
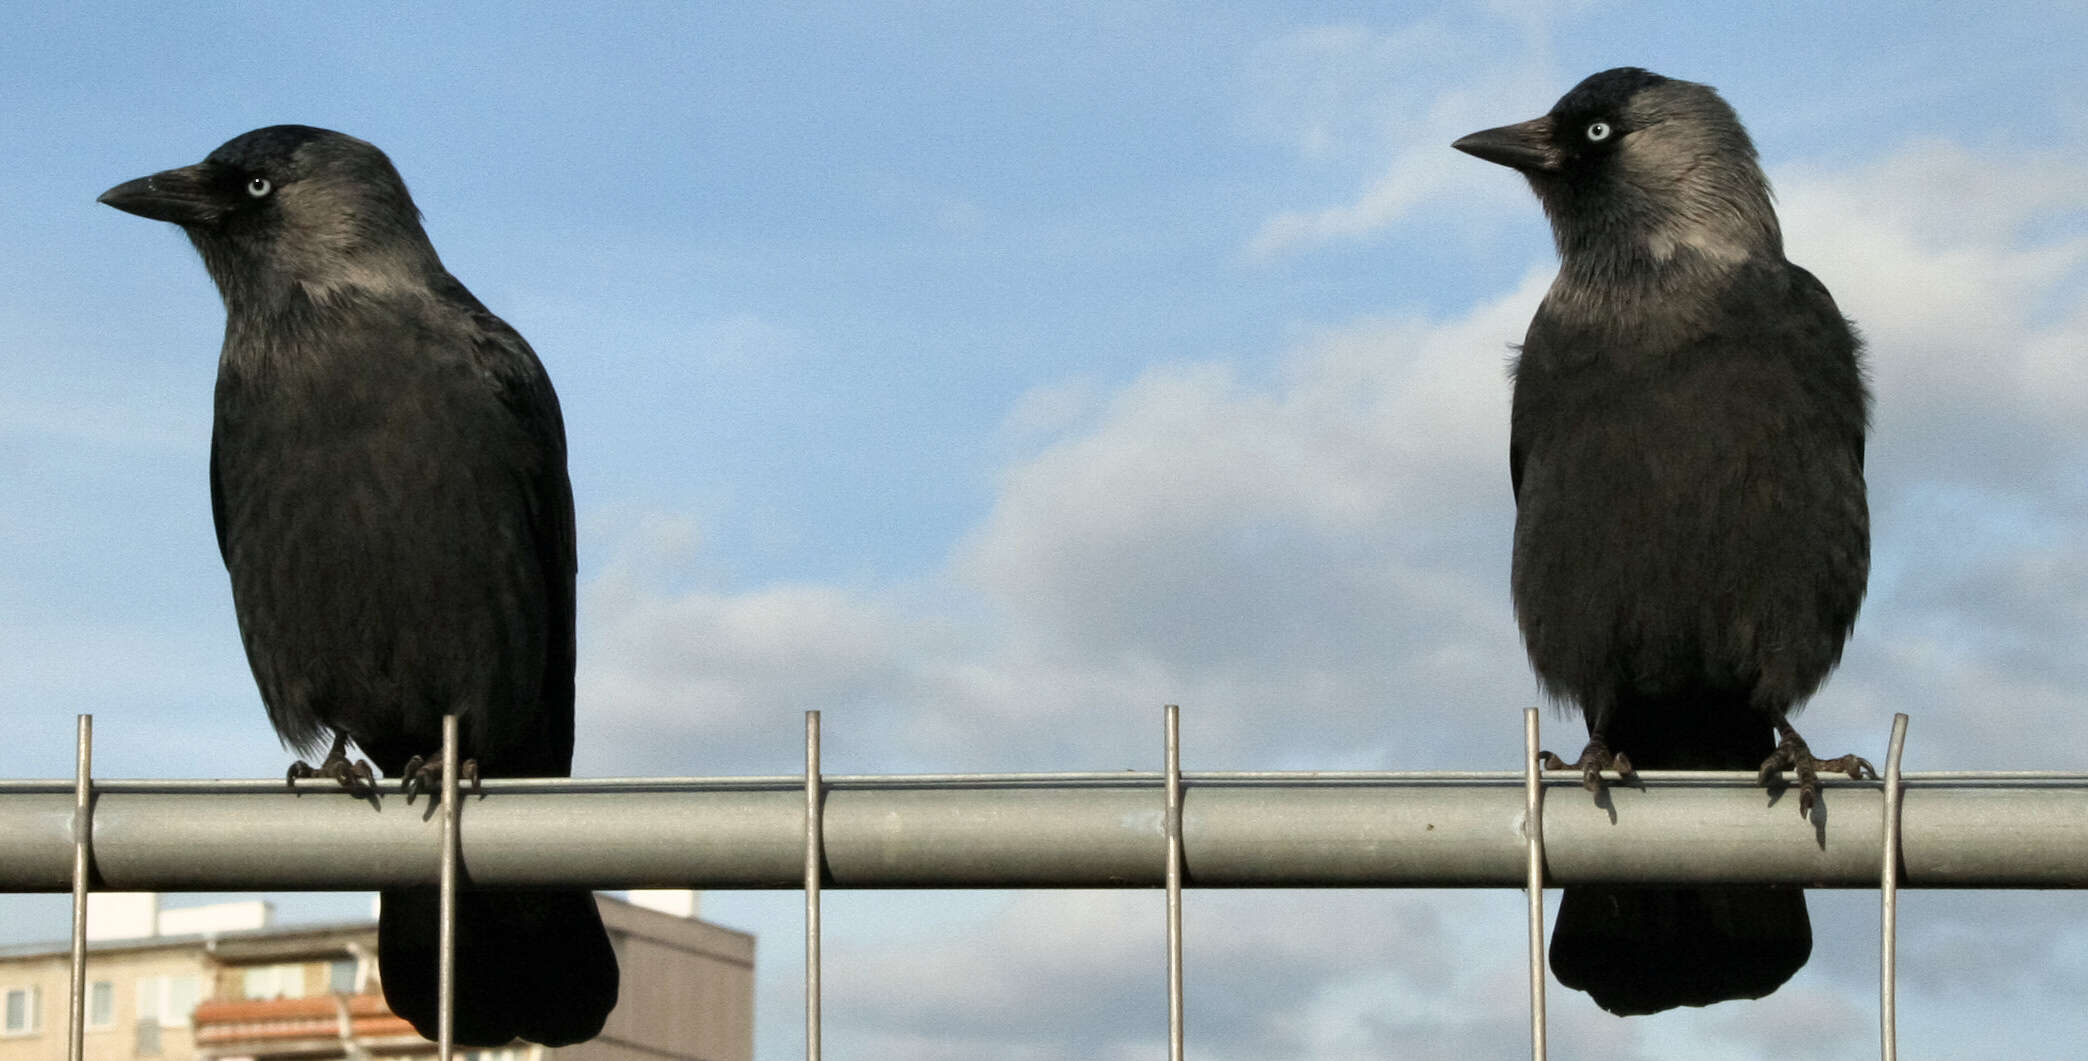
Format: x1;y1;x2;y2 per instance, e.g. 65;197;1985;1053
4;2;2085;1057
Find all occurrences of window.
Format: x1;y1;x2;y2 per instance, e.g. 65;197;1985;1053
241;965;276;1000
328;958;358;995
165;975;198;1023
136;976;201;1028
241;963;307;1000
88;980;115;1030
3;985;38;1036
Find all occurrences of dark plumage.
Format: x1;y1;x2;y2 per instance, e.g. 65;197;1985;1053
100;126;618;1046
1456;70;1875;1015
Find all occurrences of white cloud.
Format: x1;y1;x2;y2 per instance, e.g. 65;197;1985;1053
1779;142;2088;487
942;287;1547;765
1245;153;1480;258
1237;18;1566;258
577;568;936;774
817;889;1559;1061
576;276;1551;775
1238;23;1459;161
996;376;1100;441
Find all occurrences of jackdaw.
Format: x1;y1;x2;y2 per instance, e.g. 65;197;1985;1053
100;126;619;1046
1455;69;1875;1015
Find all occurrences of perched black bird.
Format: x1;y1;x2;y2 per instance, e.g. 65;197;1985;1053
1455;70;1875;1015
101;126;618;1046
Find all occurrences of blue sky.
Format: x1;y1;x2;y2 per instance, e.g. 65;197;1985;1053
5;3;2087;1058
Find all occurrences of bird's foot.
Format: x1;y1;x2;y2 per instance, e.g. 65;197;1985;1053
1539;739;1636;795
285;735;377;799
400;754;481;804
1757;724;1876;816
286;756;377;796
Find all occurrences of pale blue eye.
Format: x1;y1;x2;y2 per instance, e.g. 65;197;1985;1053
246;177;273;198
1585;121;1612;142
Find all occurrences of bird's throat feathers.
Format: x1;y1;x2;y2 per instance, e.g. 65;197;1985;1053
192;219;445;320
1541;170;1780;276
1539;244;1749;343
1536;171;1782;341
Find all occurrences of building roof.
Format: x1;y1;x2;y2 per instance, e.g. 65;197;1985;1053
0;918;378;963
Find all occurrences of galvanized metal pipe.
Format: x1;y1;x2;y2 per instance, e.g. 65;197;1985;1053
1880;714;1909;1061
1521;709;1545;1061
437;712;460;1061
67;716;91;1061
1163;705;1184;1061
3;774;2084;891
804;712;822;1061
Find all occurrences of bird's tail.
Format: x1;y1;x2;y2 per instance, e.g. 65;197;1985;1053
1551;882;1809;1014
378;887;620;1047
1550;691;1810;1015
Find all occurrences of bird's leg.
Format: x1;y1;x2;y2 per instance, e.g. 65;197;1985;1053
400;753;482;804
286;732;376;798
1757;713;1877;816
1539;736;1637;795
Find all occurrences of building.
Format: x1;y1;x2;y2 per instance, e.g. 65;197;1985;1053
0;892;753;1061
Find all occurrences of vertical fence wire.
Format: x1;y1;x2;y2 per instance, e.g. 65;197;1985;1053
1521;708;1547;1061
1879;713;1909;1061
805;710;824;1061
68;714;92;1061
1164;704;1185;1061
437;711;461;1061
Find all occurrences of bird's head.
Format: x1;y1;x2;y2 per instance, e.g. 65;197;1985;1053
100;125;443;309
1454;68;1782;272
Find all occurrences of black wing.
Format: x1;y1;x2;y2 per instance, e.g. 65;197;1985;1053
428;270;579;777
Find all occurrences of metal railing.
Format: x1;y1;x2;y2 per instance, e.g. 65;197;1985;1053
8;709;2088;1060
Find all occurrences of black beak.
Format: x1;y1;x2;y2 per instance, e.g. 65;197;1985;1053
1452;116;1559;174
99;163;225;226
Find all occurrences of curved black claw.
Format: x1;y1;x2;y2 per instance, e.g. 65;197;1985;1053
1540;739;1637;795
401;754;483;804
286;735;377;800
1758;727;1877;816
402;754;428;803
